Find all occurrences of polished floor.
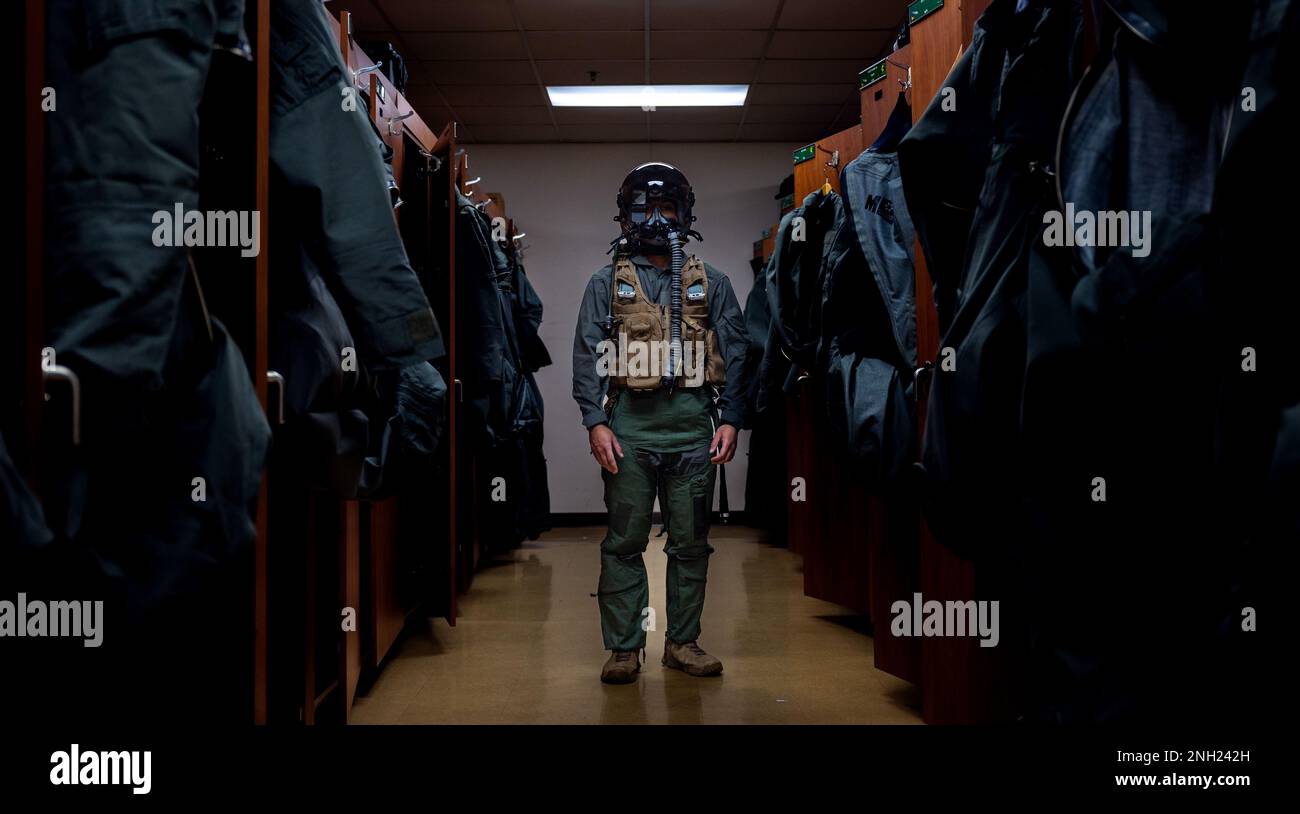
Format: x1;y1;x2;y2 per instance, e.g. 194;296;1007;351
350;524;923;724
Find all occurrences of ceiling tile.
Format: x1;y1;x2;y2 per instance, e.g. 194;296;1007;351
397;31;527;60
537;60;644;85
757;59;865;84
738;123;821;142
332;0;914;143
527;30;644;60
650;60;756;84
767;29;894;60
744;104;842;124
515;0;643;30
375;0;517;31
326;0;389;32
437;84;547;106
457;106;554;125
778;0;906;30
427;60;538;84
553;107;647;125
467;124;559;143
649;30;768;59
648;123;742;142
557;123;649;142
649;107;744;125
650;0;781;30
398;101;453;127
748;83;858;105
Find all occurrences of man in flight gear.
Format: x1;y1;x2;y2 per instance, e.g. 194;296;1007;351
572;162;751;684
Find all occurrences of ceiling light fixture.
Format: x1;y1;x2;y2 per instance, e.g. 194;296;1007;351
546;84;749;108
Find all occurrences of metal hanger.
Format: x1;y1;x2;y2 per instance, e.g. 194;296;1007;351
387;109;414;136
352;62;382;89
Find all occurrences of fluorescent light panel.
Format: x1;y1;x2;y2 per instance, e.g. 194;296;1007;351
546;84;749;108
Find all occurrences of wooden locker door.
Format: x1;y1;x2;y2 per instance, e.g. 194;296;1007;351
860;43;912;145
252;0;271;725
789;125;871;614
907;0;1002;725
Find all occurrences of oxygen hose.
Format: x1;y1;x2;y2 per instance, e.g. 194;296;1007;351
663;229;685;391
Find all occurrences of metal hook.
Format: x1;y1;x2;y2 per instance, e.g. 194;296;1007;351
41;358;80;446
353;62;383;86
463;176;481;187
418;149;444;173
512;232;527;241
387;109;414;136
266;370;285;425
816;144;841;169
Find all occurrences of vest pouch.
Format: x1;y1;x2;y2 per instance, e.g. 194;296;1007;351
704;329;727;387
673;315;709;389
619;312;664;391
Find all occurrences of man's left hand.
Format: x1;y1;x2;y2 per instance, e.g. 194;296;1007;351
709;424;738;465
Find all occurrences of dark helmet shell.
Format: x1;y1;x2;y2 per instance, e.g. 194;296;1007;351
615;162;696;239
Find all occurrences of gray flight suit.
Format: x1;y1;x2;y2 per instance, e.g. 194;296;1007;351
572;253;751;652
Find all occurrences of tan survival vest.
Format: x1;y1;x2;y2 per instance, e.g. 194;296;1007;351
608;255;727;392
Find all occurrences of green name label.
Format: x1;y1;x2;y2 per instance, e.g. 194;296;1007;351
793;144;816;164
859;59;888;89
908;0;943;25
779;194;795;211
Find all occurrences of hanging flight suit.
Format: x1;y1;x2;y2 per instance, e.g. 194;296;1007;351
764;191;837;398
268;0;448;500
899;0;1085;560
1020;0;1274;724
572;253;749;652
474;216;535;554
269;0;443;372
507;251;553;540
740;256;787;544
835;112;919;485
1211;0;1298;721
761;184;915;483
451;193;517;450
38;0;270;725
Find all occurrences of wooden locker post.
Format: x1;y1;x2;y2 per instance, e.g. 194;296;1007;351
253;0;271;726
442;123;460;626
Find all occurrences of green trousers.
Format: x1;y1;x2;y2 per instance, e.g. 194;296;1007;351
598;444;716;651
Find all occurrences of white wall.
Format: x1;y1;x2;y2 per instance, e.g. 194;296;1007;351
467;142;796;513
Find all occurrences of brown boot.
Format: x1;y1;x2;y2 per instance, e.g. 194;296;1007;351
600;650;641;684
662;639;723;677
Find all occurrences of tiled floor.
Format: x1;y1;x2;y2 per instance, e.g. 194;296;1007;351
350;525;923;724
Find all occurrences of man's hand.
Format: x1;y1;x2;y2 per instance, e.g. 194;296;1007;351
589;424;624;474
710;424;738;465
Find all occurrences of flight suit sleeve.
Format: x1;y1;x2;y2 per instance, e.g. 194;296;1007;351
706;267;752;429
269;0;443;371
572;269;613;430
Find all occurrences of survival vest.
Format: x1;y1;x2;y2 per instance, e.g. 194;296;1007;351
608;255;727;392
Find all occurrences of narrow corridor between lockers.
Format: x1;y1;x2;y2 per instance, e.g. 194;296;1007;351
350;526;921;725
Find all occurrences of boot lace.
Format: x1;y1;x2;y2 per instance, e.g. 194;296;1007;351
682;641;707;657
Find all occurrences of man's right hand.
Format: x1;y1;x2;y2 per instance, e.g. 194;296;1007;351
589;424;624;474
